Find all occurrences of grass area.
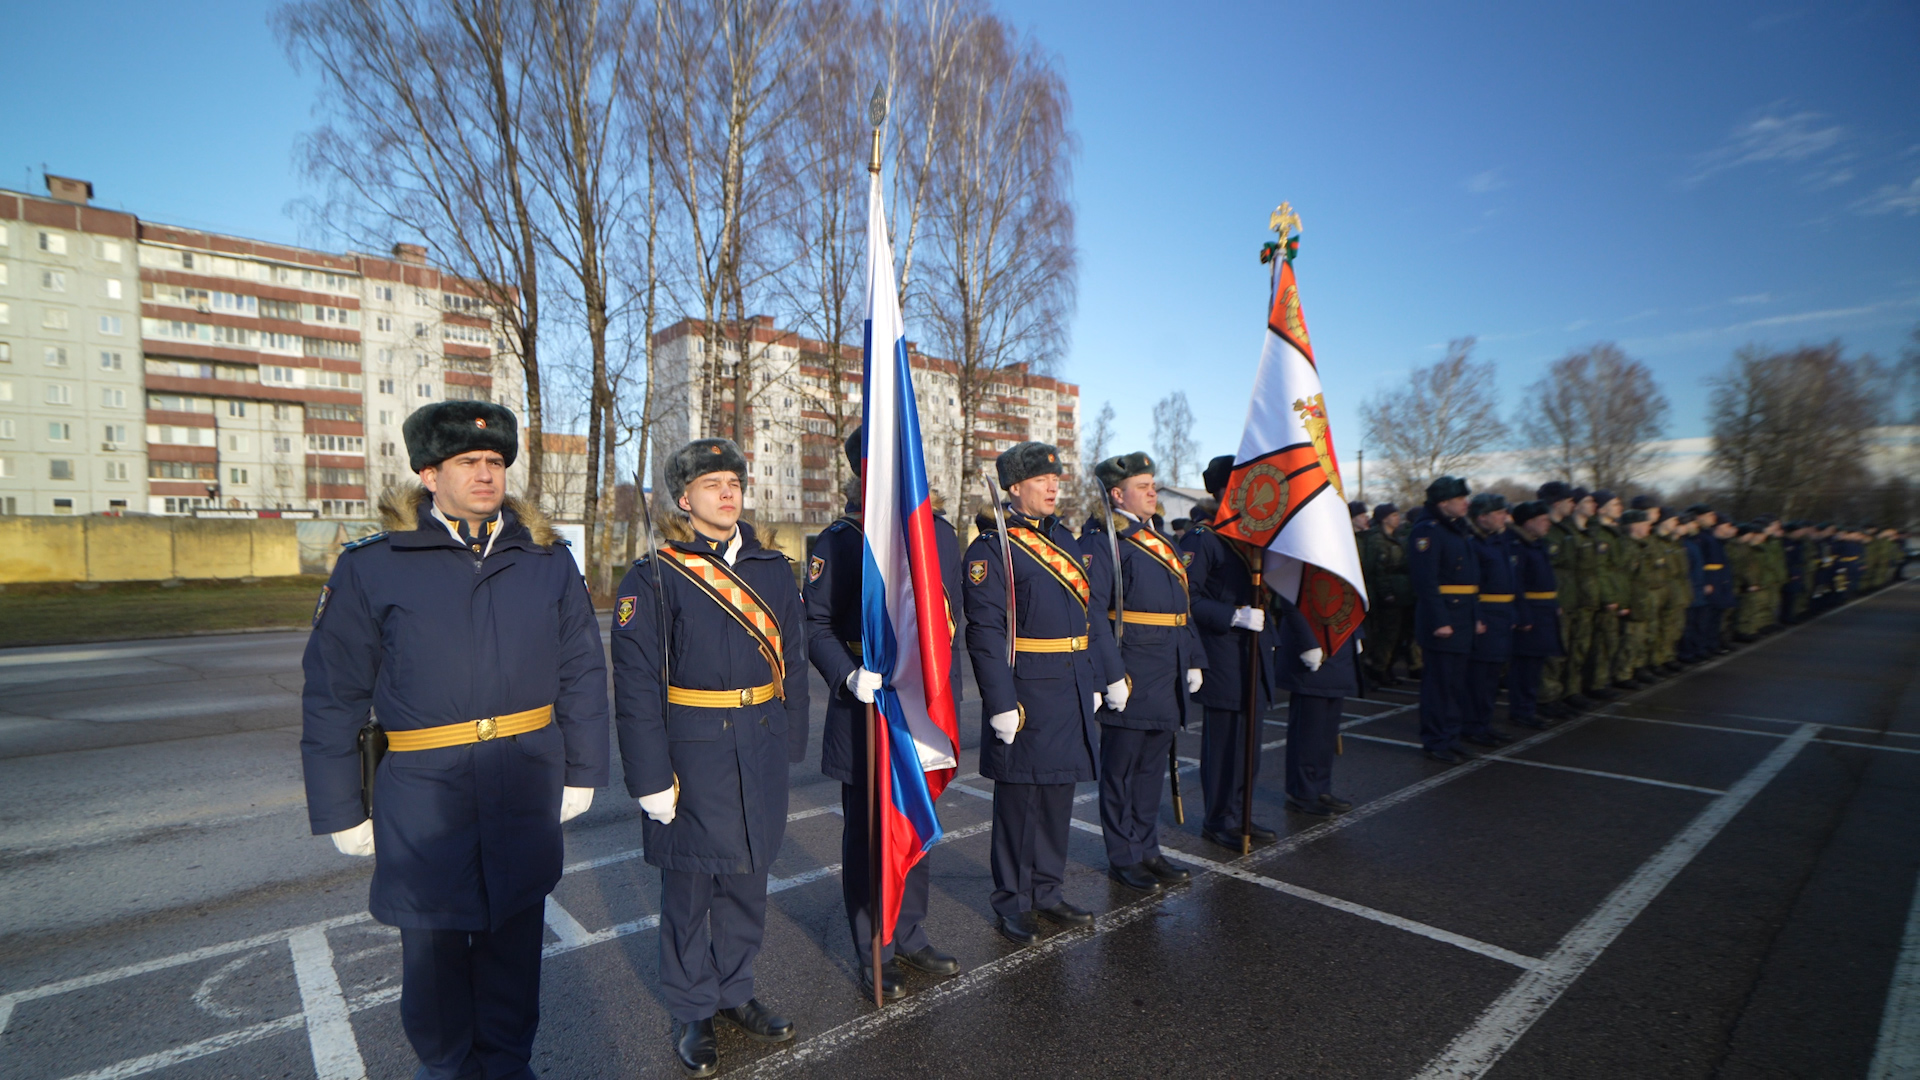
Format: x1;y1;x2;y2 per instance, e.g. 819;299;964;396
0;576;332;648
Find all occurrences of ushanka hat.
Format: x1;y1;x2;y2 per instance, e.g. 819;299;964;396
666;438;748;502
995;441;1064;489
1426;475;1471;502
1094;451;1155;492
403;401;518;473
1202;455;1236;496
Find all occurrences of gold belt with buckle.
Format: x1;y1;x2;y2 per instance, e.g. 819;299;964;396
1014;635;1089;653
1479;593;1515;603
384;704;553;752
1117;611;1187;626
667;683;779;708
1438;584;1479;595
1524;591;1557;600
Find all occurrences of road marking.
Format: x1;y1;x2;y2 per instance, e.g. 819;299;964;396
1334;731;1728;795
53;1015;308;1080
1869;867;1920;1079
543;896;597;951
288;928;368;1080
1819;738;1920;756
1609;714;1787;738
1612;713;1920;755
1411;724;1817;1080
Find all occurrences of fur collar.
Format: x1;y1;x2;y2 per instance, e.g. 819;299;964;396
378;483;557;548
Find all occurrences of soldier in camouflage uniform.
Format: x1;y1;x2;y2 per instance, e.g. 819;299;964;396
1531;483;1578;717
1556;487;1602;708
1731;524;1767;641
1359;503;1411;686
1620;509;1662;686
1655;513;1691;672
1588;490;1632;694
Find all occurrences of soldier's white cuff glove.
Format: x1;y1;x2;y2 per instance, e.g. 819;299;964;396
989;710;1021;745
559;786;593;823
637;786;677;824
1104;679;1130;712
845;667;884;704
1355;638;1364;654
331;819;374;857
1231;606;1266;632
1300;648;1324;672
1187;668;1204;694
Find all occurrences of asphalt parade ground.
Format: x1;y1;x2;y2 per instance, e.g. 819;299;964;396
2;583;1918;1079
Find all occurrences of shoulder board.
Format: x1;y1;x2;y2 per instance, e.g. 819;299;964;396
554;536;573;547
826;519;849;532
341;531;389;552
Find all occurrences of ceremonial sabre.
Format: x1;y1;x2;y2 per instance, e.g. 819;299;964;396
984;475;1016;668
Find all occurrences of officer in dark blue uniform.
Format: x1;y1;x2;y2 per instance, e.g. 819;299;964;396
1081;451;1206;890
1407;475;1480;763
1271;591;1358;819
804;427;965;1001
964;441;1124;946
1464;493;1520;747
1179;455;1283;850
1508;501;1563;729
303;401;609;1080
611;439;810;1077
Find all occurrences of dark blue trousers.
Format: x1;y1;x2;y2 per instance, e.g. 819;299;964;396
1284;694;1341;804
1098;725;1174;866
989;781;1074;918
399;901;544;1080
658;868;769;1024
1418;650;1470;752
1509;656;1544;722
1466;660;1505;737
1682;606;1718;659
1201;706;1263;834
840;781;932;965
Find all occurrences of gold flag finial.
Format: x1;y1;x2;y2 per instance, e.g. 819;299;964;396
1269;202;1302;242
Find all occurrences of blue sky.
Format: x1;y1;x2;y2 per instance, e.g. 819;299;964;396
5;1;1917;478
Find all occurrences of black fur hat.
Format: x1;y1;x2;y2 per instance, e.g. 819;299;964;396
1202;454;1236;496
1591;488;1618;507
1372;502;1399;520
996;441;1064;489
666;438;748;503
1347;500;1371;517
1512;500;1549;524
1467;491;1507;518
1630;494;1658;510
1426;475;1471;503
1621;509;1650;525
403;401;518;473
1536;480;1574;503
1094;451;1155;492
844;427;863;474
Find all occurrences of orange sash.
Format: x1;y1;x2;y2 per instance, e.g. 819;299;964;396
1125;527;1189;588
1006;525;1091;609
657;546;786;693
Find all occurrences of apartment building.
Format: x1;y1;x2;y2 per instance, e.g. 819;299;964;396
0;176;517;518
649;317;1079;527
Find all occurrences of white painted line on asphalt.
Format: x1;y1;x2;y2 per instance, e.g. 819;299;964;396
53;1014;307;1080
788;803;846;820
287;927;368;1080
1614;713;1920;756
1819;738;1920;756
1868;867;1920;1079
543;896;597;951
1480;756;1728;796
1610;714;1787;738
1412;723;1818;1080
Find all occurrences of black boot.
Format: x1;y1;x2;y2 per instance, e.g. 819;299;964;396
717;998;794;1043
672;1018;718;1077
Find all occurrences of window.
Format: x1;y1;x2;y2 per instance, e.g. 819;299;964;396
44;346;68;367
50;460;74;480
53;497;75;513
162;496;213;513
150;461;217;480
101;388;125;408
0;462;10;481
262;365;298;385
104;424;128;444
414;290;431;306
106;461;129;481
0;302;10;324
98;350;122;371
378;410;393;425
307;434;365;453
104;279;122;300
48;421;73;441
376;317;392;332
417;383;433;398
374;285;394;301
309;467;366;485
0;380;10;401
228;434;251;453
443;384;489;402
41;270;66;292
95;239;122;262
0;264;7;285
210;291;256;315
378;348;394;363
378;378;395;394
43;309;69;330
230;467;249;485
45;383;72;405
379;441;395;456
0;419;13;439
0;343;9;362
227;401;247;417
99;315;122;335
273;436;292;453
260;298;300;321
39;231;68;255
306;403;363;423
303;337;361;360
272;404;294;420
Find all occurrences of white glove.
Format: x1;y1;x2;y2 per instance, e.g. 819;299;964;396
637;786;677;824
1231;606;1266;632
1093;693;1104;711
989;710;1021;745
845;667;883;704
1104;679;1130;712
331;819;374;857
1187;668;1204;694
1356;638;1365;654
1300;648;1324;672
559;786;594;823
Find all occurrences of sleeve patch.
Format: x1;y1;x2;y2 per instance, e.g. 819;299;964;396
968;560;989;585
808;555;825;582
1081;553;1093;567
312;585;332;627
1181;551;1194;566
616;595;637;627
1414;536;1431;552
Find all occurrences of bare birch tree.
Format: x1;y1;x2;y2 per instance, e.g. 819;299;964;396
1149;392;1198;486
1518;342;1670;490
1361;337;1506;504
1708;343;1885;519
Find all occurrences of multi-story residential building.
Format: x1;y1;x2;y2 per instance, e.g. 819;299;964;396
0;176;517;518
648;317;1080;527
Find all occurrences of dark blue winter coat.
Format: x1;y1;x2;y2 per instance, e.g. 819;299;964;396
1270;594;1360;699
1081;510;1207;730
301;492;609;932
805;504;965;787
1407;509;1480;655
1177;523;1281;712
1696;532;1736;609
1511;532;1564;658
963;508;1112;784
611;522;810;876
1469;527;1521;662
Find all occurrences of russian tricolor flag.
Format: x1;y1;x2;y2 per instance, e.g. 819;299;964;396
857;156;961;945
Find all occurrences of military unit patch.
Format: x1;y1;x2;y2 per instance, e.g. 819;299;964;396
1181;551;1194;566
1081;553;1093;568
808;555;825;583
616;595;637;627
968;560;988;585
1415;536;1431;552
312;585;332;627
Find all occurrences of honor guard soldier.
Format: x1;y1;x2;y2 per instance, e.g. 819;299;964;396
1508;501;1563;728
1464;493;1520;746
1180;455;1283;849
805;428;965;1001
1272;591;1359;818
302;401;609;1080
1408;476;1480;764
966;442;1125;945
1082;452;1206;891
611;439;810;1076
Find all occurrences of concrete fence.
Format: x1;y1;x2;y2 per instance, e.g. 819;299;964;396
0;516;323;583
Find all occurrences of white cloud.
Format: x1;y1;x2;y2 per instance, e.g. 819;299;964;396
1854;175;1920;216
1685;110;1845;185
1465;169;1508;195
1729;293;1773;305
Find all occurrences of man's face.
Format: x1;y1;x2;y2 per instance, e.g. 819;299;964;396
1576;497;1597;519
1434;494;1469;519
1714;522;1737;539
420;450;507;522
1629;520;1652;540
1697;511;1718;529
1656;518;1676;537
1352;512;1371;533
1475;510;1508;533
1549;497;1574;521
1523;515;1553;539
1382;511;1404;533
1110;473;1157;520
1599;498;1623;521
1008;472;1060;518
678;470;743;535
1645;506;1662;525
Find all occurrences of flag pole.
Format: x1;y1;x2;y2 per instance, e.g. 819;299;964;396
865;80;888;1013
1242;547;1261;856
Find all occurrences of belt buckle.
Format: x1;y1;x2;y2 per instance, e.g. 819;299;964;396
739;688;753;708
476;717;498;741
